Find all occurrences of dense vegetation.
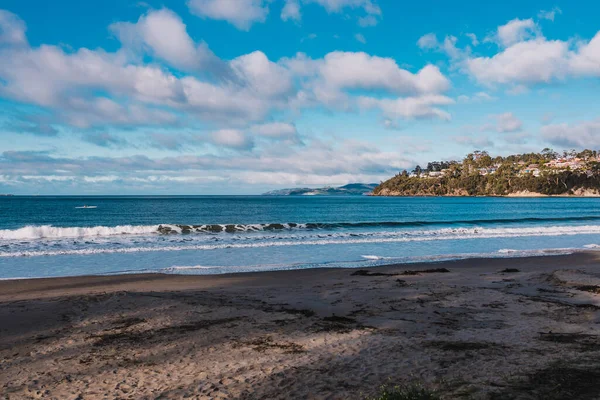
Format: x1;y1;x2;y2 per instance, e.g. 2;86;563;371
373;149;600;196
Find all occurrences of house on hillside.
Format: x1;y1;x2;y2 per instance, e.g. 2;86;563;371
522;164;541;176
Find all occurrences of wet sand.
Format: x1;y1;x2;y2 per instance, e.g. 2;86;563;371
2;252;600;399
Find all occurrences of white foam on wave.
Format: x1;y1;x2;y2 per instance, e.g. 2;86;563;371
361;255;393;260
2;223;600;258
0;224;160;240
160;265;216;272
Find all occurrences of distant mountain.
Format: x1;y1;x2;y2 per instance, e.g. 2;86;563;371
262;183;378;196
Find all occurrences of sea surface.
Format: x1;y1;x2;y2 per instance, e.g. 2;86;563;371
1;196;600;279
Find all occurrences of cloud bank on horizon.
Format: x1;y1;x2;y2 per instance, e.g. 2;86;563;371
0;1;599;194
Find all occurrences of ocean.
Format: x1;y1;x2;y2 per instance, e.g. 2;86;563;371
1;196;600;279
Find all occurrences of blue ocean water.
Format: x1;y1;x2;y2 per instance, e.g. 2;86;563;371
1;196;600;279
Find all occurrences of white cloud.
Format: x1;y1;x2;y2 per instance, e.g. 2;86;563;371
281;0;301;22
481;112;523;133
358;95;454;121
354;33;366;44
466;39;570;85
462;18;600;88
0;7;455;149
210;129;254;150
0;9;27;46
417;33;464;60
417;33;438;50
187;0;269;30
541;119;600;148
569;31;600;76
495;18;539;47
230;51;294;99
465;33;479;46
250;122;301;142
538;7;562;22
316;52;450;96
358;15;378;27
282;0;382;26
309;0;381;15
109;8;220;73
457;91;495;103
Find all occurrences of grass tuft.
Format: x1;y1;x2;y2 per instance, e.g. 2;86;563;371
368;383;441;400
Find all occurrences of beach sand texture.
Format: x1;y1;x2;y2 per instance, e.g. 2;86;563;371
3;253;600;399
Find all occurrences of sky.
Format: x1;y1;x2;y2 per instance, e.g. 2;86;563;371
0;0;599;195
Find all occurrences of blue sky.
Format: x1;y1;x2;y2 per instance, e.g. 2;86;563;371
1;0;599;194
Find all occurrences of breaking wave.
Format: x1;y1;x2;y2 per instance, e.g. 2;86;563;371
3;214;600;240
0;224;159;240
3;224;600;258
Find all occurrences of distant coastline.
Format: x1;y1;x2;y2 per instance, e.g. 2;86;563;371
263;183;377;196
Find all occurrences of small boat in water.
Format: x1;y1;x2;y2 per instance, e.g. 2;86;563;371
75;205;97;209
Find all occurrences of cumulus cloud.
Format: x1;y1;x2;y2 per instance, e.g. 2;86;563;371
358;15;378;27
465;33;479;46
315;52;450;96
281;0;301;22
210;129;254;150
310;0;381;15
481;112;523;133
538;7;562;22
466;39;570;85
495;18;539;47
541;119;600;148
187;0;269;30
0;9;27;46
417;33;465;60
358;95;454;121
417;33;438;50
278;51;453;121
281;0;382;26
354;33;366;44
460;18;600;88
109;8;223;73
250;122;301;143
457;92;495;103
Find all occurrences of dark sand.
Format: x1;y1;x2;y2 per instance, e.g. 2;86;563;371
2;252;600;399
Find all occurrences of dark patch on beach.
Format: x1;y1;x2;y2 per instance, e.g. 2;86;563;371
91;317;242;347
575;285;600;294
490;363;600;400
111;317;146;330
278;307;315;317
323;315;357;324
239;336;305;354
260;304;316;317
351;269;398;277
314;315;374;333
425;340;504;352
538;332;600;351
401;268;450;276
500;268;520;273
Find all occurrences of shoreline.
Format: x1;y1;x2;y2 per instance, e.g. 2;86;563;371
3;251;600;398
0;251;592;299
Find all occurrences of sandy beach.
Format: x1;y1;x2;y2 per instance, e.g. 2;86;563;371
3;253;600;399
